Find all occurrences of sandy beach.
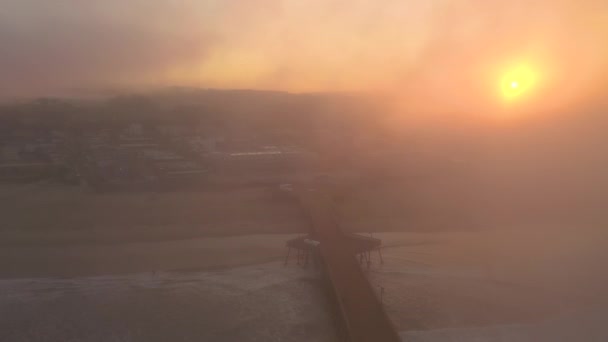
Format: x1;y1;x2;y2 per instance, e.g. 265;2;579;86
1;184;607;341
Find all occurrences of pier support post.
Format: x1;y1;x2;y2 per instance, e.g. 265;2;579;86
284;247;292;266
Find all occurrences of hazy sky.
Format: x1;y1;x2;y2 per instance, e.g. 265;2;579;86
1;0;607;112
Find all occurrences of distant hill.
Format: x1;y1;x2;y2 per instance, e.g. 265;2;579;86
0;88;377;126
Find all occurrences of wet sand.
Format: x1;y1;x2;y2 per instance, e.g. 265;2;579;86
0;183;308;245
0;234;301;279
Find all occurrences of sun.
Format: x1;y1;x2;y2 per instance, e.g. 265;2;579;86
501;64;537;101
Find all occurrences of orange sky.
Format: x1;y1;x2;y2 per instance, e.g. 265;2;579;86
2;0;607;114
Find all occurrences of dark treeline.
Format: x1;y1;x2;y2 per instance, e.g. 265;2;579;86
0;89;372;130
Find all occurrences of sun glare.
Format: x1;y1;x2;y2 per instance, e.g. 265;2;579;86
501;64;537;101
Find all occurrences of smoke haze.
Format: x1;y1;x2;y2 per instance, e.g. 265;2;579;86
2;0;607;114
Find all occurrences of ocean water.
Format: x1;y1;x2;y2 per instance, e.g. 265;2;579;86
0;262;334;342
2;230;606;341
